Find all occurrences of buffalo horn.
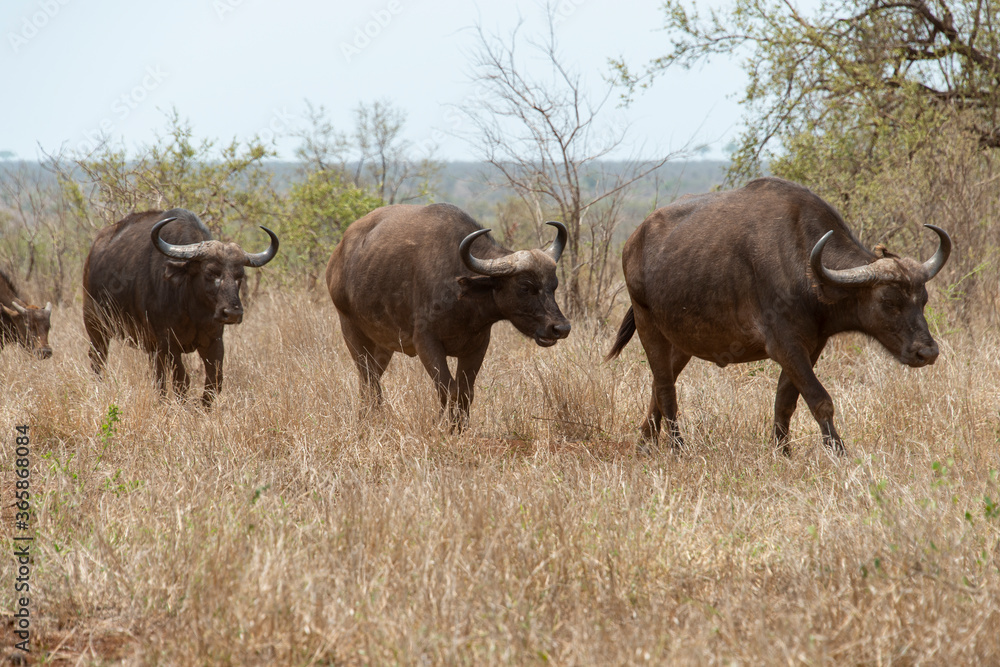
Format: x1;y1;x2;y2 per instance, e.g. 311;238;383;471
44;302;52;313
151;217;210;260
545;221;567;262
460;229;520;276
810;231;880;286
921;224;952;280
244;226;280;268
11;300;28;315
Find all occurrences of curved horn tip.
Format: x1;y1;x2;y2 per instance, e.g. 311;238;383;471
463;228;491;241
259;225;280;248
459;228;492;253
11;301;28;315
814;230;834;251
921;224;952;279
244;226;280;267
544;221;568;262
151;216;178;233
44;302;52;313
150;216;179;243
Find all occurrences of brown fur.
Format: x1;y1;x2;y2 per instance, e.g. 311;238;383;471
82;208;277;406
326;203;571;425
607;177;948;454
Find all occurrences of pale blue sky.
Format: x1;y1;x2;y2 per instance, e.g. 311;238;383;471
1;0;747;161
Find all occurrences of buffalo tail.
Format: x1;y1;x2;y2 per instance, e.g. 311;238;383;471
604;306;635;361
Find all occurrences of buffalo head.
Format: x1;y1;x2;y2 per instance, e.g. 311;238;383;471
2;299;53;359
152;217;279;325
459;221;571;347
811;224;952;367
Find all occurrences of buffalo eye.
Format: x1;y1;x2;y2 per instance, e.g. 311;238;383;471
879;295;903;314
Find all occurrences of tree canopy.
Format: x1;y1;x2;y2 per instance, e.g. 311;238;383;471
617;0;1000;182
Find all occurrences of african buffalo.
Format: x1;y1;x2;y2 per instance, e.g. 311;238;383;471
83;208;278;406
606;177;951;454
326;203;571;425
0;269;52;359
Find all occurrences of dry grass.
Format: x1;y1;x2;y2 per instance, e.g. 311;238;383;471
2;290;999;665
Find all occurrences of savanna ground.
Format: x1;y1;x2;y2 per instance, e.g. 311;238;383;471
2;290;999;665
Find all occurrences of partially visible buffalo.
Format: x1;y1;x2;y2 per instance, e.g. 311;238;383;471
0;270;52;359
326;203;571;424
606;177;951;454
83;209;278;406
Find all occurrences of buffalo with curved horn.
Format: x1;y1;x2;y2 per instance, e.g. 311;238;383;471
327;203;571;426
606;177;951;454
83;208;278;406
0;269;53;359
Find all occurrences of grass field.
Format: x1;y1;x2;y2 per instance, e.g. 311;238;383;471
2;291;999;664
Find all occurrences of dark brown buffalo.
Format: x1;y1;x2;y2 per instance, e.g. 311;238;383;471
606;177;951;454
83;209;278;406
0;270;52;359
326;203;571;424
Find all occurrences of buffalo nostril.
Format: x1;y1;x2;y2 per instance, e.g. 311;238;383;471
552;323;571;337
219;307;243;323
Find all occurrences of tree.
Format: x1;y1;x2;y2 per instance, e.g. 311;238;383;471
294;99;439;205
616;0;1000;312
353;99;439;204
0;162;86;304
46;110;281;238
462;8;677;318
282;170;383;290
616;0;1000;182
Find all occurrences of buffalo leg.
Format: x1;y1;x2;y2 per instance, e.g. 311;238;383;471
340;315;393;405
198;335;225;407
768;338;845;454
83;308;110;376
453;340;490;430
413;333;462;427
642;350;691;448
773;339;827;455
632;306;691;448
153;343;189;400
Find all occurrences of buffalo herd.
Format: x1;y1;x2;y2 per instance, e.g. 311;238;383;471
7;176;953;454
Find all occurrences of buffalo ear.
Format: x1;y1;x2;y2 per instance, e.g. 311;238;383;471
457;276;496;293
809;277;851;304
164;259;195;285
1;304;18;318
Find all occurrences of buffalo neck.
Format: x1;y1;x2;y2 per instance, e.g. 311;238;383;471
470;287;505;333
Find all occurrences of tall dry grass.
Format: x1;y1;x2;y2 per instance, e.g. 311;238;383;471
2;290;999;664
